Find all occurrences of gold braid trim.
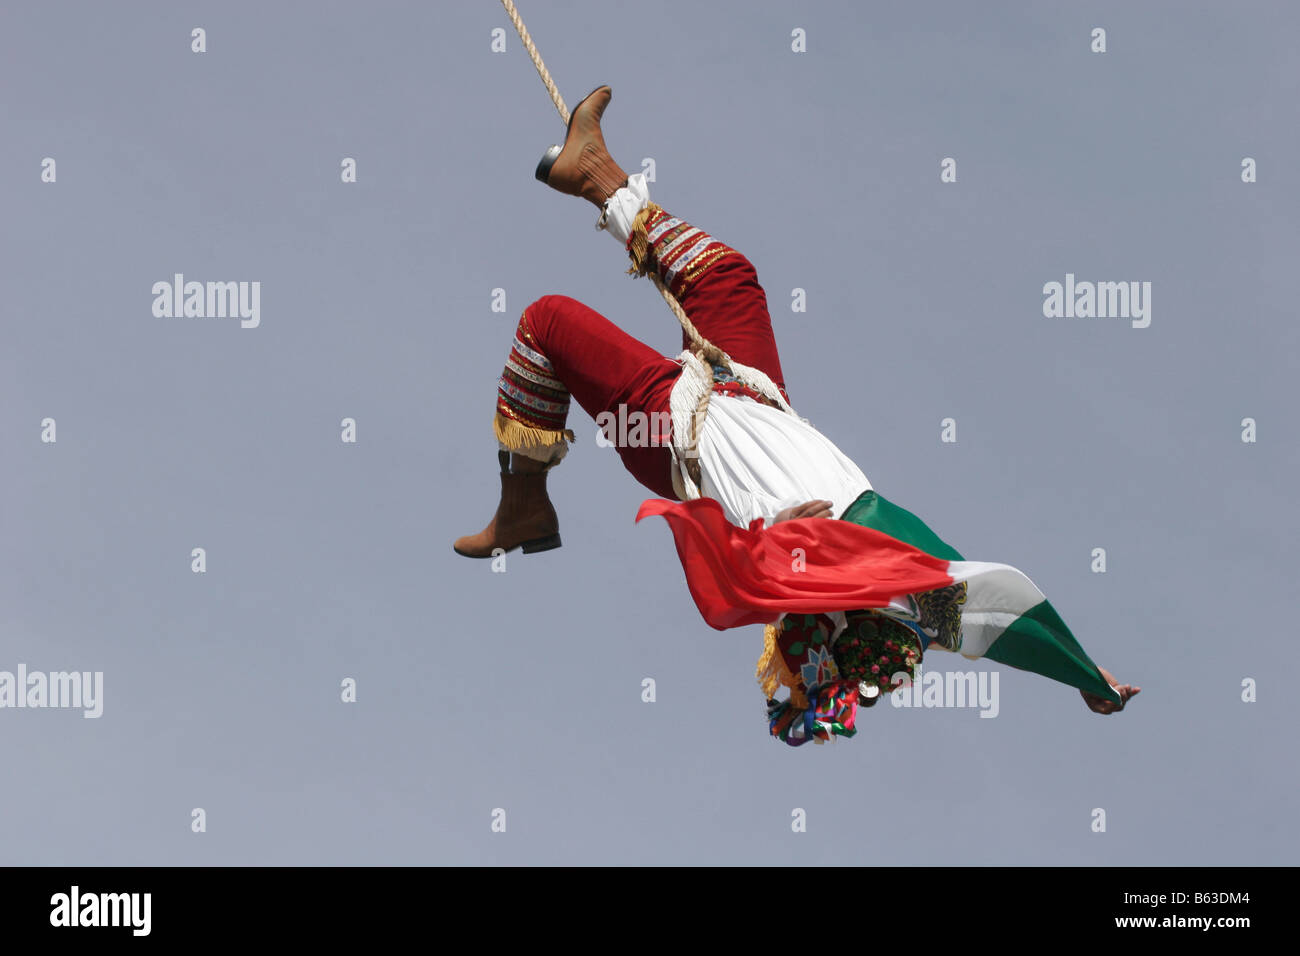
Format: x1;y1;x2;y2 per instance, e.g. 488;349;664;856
625;202;665;278
493;412;575;452
756;623;809;710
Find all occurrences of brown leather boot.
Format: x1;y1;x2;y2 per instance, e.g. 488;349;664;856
534;85;629;209
453;451;562;558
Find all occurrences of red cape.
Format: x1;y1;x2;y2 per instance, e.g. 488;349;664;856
635;497;955;630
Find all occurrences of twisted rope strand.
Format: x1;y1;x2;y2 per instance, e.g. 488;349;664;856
498;0;569;124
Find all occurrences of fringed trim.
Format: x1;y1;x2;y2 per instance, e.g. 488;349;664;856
625;202;664;278
665;350;801;501
667;351;714;500
756;623;809;710
493;412;574;463
724;357;796;417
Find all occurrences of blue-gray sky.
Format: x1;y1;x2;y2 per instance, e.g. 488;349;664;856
1;0;1296;865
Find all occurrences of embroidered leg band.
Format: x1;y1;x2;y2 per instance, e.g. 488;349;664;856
494;311;576;464
625;203;739;298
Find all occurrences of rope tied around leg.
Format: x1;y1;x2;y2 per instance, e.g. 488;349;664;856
500;0;801;500
498;0;727;369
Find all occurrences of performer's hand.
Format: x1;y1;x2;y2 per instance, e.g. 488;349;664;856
772;500;835;523
1081;666;1141;714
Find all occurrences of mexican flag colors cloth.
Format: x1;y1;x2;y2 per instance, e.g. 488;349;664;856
636;489;1120;703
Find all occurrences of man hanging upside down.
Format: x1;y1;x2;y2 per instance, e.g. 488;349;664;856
453;86;1139;745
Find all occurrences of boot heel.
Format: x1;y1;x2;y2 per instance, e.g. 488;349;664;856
521;533;562;554
534;145;562;183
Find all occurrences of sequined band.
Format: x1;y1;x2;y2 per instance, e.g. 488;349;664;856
642;210;738;294
664;235;719;285
647;215;684;244
497;312;571;432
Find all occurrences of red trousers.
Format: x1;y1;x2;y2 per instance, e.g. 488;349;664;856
498;211;788;500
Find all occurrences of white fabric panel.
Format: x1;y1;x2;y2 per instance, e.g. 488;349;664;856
696;394;871;528
941;562;1050;657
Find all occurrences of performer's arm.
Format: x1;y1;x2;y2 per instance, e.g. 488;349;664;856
770;499;834;524
1081;667;1141;715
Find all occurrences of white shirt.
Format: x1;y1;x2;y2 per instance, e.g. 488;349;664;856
696;393;871;528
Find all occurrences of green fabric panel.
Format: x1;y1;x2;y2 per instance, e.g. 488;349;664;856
839;490;965;562
982;600;1120;702
839;491;1118;703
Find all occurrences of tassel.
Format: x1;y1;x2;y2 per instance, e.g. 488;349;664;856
624;202;662;278
493;412;575;451
756;623;808;710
